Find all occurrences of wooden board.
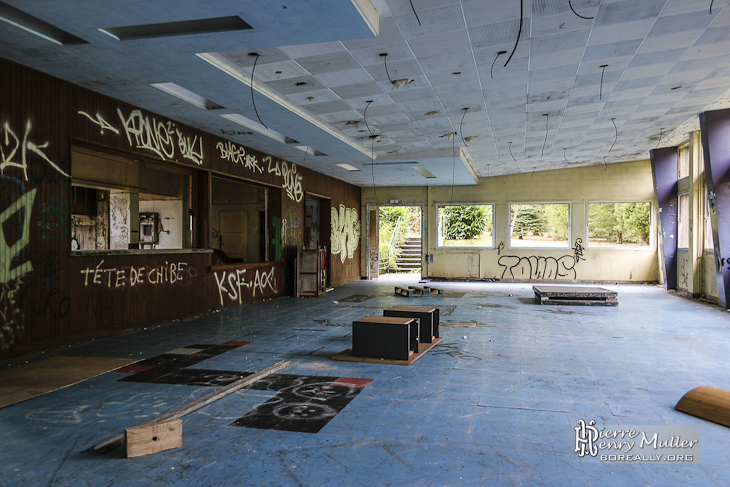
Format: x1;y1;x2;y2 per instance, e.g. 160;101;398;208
333;337;443;366
0;356;138;409
126;419;182;458
394;286;444;297
676;386;730;428
533;285;618;306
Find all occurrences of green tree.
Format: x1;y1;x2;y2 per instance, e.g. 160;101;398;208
441;205;490;240
545;204;569;240
511;204;545;238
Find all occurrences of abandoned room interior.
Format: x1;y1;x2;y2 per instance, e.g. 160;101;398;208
2;0;730;485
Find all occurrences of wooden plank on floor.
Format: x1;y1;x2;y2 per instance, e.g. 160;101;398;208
125;419;183;458
333;337;443;366
0;356;139;409
676;386;730;428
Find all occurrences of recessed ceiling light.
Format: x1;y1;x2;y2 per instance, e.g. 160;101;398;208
413;166;436;178
337;164;360;171
100;15;251;41
152;82;223;110
0;1;88;45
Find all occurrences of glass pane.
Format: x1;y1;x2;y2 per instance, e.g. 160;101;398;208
587;202;651;247
509;203;570;248
437;204;493;248
679;194;689;249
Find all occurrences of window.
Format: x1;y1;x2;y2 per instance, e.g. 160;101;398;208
587;202;652;248
71;148;190;251
678;193;689;249
509;203;570;248
678;144;690;179
436;204;493;248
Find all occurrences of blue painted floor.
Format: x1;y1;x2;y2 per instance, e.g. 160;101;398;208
2;276;730;486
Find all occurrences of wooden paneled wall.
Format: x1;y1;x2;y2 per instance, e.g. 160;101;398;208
0;58;361;358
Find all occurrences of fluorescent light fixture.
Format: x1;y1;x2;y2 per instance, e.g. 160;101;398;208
197;52;373;158
413;166;436;178
99;16;251;41
362;161;417;165
337;164;360;171
295;145;315;156
0;1;87;45
221;113;293;145
152;83;223;110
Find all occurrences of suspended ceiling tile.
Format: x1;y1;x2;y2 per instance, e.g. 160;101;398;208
397;4;465;40
316;68;374;88
295;51;362;75
265;75;325;95
594;1;665;27
279;41;348;59
331;80;383;99
588;18;656;45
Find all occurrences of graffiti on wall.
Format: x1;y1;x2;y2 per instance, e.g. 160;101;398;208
498;238;586;280
266;157;303;203
216;140;263;173
2;121;70;181
78;110;204;166
331;204;360;263
79;260;197;288
214;267;277;306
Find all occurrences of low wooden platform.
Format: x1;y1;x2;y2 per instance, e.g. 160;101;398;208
333;337;443;366
533;285;618;306
394;285;444;297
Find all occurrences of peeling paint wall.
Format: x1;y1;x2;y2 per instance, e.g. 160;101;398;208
362;160;658;282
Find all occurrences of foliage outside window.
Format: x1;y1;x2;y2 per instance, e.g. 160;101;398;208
379;206;420;271
509;203;570;248
437;204;493;248
587;202;652;247
679;193;689;249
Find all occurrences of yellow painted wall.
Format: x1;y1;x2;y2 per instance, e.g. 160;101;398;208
362;159;659;282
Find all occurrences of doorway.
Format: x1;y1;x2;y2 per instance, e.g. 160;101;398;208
368;204;423;278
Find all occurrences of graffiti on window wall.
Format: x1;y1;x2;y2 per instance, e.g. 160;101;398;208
331;204;360;263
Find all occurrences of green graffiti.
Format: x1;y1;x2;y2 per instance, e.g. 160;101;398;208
272;216;283;261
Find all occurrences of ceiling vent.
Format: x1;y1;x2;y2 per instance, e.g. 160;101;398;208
0;1;88;45
100;16;252;41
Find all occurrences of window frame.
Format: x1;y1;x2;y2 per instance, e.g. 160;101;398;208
435;203;495;249
585;200;654;250
678;192;690;250
508;202;572;250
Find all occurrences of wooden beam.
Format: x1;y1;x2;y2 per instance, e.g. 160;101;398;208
93;360;290;453
676;385;730;428
125;419;182;458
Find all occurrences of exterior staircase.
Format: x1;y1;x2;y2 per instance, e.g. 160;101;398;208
395;236;422;272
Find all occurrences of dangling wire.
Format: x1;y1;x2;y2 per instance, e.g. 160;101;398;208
655;128;663;149
569;0;595;20
380;53;394;84
249;53;268;129
564;148;568;162
710;0;715;14
542;113;549;158
363;100;374;136
599;64;608;100
504;0;523;67
459;107;469;146
409;0;422;26
491;51;507;79
450;134;456;204
509;141;517;161
603;156;607;171
609;118;618;153
371;137;377;197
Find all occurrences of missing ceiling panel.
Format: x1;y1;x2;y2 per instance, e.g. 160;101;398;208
152;83;223;110
100;16;252;41
0;1;88;45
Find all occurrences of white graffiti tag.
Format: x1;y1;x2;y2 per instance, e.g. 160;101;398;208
1;121;70;181
267;157;303;202
117;109;177;160
176;130;203;166
77;111;120;135
331;204;360;263
214;267;277;306
216;141;263;173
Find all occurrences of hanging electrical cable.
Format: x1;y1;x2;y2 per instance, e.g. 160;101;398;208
409;0;422;26
509;141;517;161
363;100;374;136
569;0;595;20
599;64;608;100
459;107;469;146
491;51;507;79
609;118;618;153
380;53;394;84
655;128;663;149
371;137;377;197
504;0;523;67
249;53;268;129
710;0;714;14
450;134;456;204
564;148;568;162
542;113;549;158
